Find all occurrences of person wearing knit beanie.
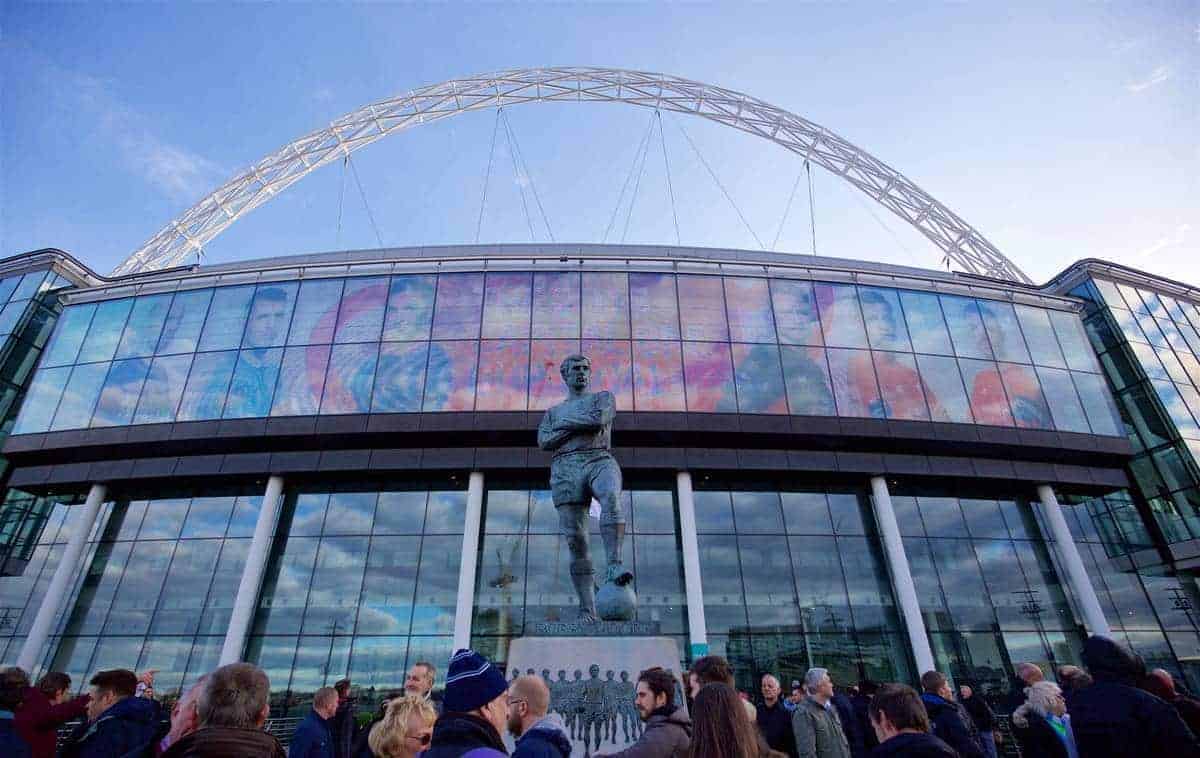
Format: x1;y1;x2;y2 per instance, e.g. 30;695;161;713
424;649;511;758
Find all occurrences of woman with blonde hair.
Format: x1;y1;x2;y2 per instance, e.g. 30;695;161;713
366;694;437;758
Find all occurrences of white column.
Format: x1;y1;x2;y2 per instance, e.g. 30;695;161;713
1037;484;1111;636
220;475;285;665
18;482;107;673
453;471;485;652
870;476;935;675
676;471;709;659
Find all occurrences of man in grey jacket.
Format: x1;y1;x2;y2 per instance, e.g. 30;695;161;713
792;668;851;758
598;667;691;757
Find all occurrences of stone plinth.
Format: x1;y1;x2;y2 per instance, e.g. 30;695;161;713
506;635;685;758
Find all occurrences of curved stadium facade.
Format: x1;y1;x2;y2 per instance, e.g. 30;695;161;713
1;242;1199;717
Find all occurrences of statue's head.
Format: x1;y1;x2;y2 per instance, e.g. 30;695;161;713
542;668;550;679
573;669;582;680
559;354;591;393
605;670;614;680
620;671;629;681
557;670;566;680
589;664;600;677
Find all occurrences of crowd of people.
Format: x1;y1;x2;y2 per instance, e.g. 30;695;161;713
3;634;1200;758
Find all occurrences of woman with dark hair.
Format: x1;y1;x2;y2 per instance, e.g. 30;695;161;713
686;682;782;758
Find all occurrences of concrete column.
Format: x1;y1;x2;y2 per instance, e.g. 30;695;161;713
453;471;485;651
220;475;285;665
1037;484;1111;636
869;476;935;675
676;471;709;659
18;482;108;672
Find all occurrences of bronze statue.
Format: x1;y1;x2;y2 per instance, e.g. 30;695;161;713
537;354;633;621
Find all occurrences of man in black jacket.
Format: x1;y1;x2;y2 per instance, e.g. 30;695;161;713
1069;635;1200;758
958;684;995;758
330;680;357;758
756;674;796;757
918;671;982;758
867;684;957;758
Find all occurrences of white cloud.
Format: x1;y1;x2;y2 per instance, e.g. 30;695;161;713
1125;65;1173;93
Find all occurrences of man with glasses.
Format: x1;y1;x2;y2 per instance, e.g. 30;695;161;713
507;675;570;758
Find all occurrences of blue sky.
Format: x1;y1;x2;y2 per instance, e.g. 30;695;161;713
2;2;1196;285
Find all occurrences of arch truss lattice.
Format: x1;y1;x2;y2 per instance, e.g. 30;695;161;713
114;67;1030;283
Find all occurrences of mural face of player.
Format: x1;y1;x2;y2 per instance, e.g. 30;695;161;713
244;287;290;347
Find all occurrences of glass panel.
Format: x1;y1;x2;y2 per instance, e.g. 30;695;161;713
0;299;28;336
860;287;912;352
0;275;19;303
150;540;219;634
431;273;484;340
410;535;461;634
1014;304;1067;368
42;303;97;367
732;343;787;414
941;296;993;359
839;535;898;631
697;534;746;633
77;299;134;364
874;351;930;421
529;339;581;411
681;342;736;412
1074;371;1122;436
270;345;329;417
320;343;378;414
581;272;630;339
1000;363;1052;429
958;359;1014;426
679;275;729;341
180;496;235;538
827;348;884;418
481;272;532;339
814;283;867;348
694;491;735;532
582;340;634;411
287;279;341;345
92;358;151;427
899;291;953;355
225;348;284;418
632;340;685;411
771;279;822;346
731;491;785;534
301;536;368;635
1132;341;1169;381
475;340;530;411
725;277;776;343
1050;310;1100;372
781;345;836;416
423;341;478;411
629;273;680;340
115;294;172;359
531;271;579;339
176;351;237;421
383;275;436;341
156;289;213;355
334;277;388;343
51;362;109;430
1037;367;1090;433
916;354;974;423
198;286;255;352
12;271;47;299
13;365;70;433
357;535;420;634
372;342;428;413
781;492;833;535
740;535;799;628
978;301;1031;363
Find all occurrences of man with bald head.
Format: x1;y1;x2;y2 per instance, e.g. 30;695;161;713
507;675;570;758
757;673;797;757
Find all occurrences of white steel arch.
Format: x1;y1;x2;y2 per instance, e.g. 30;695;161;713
114;67;1031;283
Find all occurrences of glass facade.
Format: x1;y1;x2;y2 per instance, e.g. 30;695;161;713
13;272;1121;435
1070;276;1200;542
694;484;914;693
246;482;467;714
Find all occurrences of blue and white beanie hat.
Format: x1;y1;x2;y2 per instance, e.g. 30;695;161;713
443;648;509;713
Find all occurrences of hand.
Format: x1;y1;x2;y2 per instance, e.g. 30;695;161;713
137;669;158;686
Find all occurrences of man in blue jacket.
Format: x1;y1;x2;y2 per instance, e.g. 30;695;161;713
918;671;982;758
289;687;339;758
60;669;165;758
507;675;570;758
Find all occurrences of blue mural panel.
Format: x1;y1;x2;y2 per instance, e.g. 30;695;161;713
475;340;530;411
632;340;685;411
270;345;330;417
679;275;729;341
532;272;579;338
815;284;868;349
115;295;172;359
42;304;97;368
481;273;532;339
321;343;378;414
77;299;134;364
199;286;255;352
682;341;736;412
582;273;630;339
334;277;388;344
432;274;484;341
225;348;284;418
899;291;952;356
176;351;238;421
50;362;109;430
630;273;680;340
732;343;787;414
958;359;1014;426
827;348;883;418
771;279;822;346
725;277;776;343
423;341;478;411
157;290;213;356
383;275;436;341
133;355;193;424
998;362;1052;429
941;296;993;360
860;288;912;352
978;301;1031;364
915;355;973;424
873;351;930;421
287;280;342;346
92;358;152;426
372;342;428;413
781;345;836;416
